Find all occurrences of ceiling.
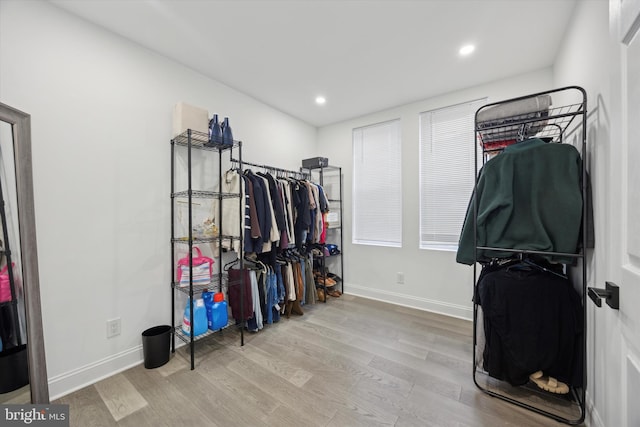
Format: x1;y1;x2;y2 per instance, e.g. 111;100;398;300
49;0;578;127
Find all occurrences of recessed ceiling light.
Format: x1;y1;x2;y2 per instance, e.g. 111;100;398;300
315;96;326;105
459;44;475;56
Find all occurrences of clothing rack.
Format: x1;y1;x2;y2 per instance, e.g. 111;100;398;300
470;86;588;425
230;158;309;179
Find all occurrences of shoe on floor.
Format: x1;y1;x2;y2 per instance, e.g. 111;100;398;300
529;371;569;394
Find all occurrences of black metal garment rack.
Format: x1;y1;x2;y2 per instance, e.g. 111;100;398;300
231;158;309;180
470;86;588;425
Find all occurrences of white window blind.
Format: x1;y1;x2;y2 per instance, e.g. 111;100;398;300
352;119;402;247
419;98;486;249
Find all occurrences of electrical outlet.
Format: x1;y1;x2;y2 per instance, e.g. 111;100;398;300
397;272;404;285
106;318;121;338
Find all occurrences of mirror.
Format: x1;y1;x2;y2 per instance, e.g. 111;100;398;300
0;102;48;404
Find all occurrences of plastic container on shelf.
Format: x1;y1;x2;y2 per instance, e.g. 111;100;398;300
182;297;207;337
211;292;228;331
203;291;228;331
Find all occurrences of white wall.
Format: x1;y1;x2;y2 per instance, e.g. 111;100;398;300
317;69;553;320
0;0;316;399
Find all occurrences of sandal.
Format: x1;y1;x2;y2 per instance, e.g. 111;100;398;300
314;275;336;287
529;371;569;394
327;273;342;282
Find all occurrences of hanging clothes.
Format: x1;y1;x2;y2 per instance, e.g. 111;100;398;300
246;170;272;253
227;268;254;322
293;181;311;249
284;262;296;302
456;138;583;265
279;178;296;248
246;270;263;332
258;172;287;236
213;169;242;253
264;267;279;324
242;175;263;253
304;256;317;305
477;262;583;387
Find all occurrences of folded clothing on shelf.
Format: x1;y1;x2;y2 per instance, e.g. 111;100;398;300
477;94;552;148
325;244;340;255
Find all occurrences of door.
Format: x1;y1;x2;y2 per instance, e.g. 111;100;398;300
607;1;640;426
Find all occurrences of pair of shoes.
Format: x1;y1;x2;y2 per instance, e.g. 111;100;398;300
327;290;341;297
327;273;342;282
284;300;304;317
529;371;569;394
314;273;337;287
291;300;304;316
316;278;336;287
316;288;326;302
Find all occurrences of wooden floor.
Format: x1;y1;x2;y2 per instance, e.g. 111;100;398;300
56;295;576;426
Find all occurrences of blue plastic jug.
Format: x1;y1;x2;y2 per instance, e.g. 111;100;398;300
211;292;228;331
203;291;228;331
182;298;207;337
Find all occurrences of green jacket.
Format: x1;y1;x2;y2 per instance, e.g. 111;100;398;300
456;138;583;265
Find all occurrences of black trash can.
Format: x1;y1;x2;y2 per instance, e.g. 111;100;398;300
141;325;171;369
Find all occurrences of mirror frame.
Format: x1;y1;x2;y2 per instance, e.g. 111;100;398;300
0;102;48;403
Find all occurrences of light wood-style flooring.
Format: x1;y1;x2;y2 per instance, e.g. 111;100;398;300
56;295;576;426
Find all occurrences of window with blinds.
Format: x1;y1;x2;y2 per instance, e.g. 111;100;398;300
419;98;486;250
352;119;402;247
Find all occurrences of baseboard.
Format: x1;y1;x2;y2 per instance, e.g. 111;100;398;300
586;390;604;427
48;345;144;401
345;282;473;320
47;286;471;400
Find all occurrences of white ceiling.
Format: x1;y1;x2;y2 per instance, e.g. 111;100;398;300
49;0;577;127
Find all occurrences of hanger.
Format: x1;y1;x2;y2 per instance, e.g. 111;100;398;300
223;257;239;271
521;258;567;279
505;254;567;280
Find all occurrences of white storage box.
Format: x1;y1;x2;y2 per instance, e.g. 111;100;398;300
172;102;209;138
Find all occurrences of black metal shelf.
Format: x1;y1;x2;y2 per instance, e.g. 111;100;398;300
301;164;344;302
170;127;245;370
172;129;241;152
173;274;221;296
317;253;341;258
471;86;588;425
477;102;584;146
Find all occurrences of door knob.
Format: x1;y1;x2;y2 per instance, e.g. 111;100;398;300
587;281;619;309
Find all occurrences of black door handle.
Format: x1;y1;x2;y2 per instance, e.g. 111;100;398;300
588;282;619;309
